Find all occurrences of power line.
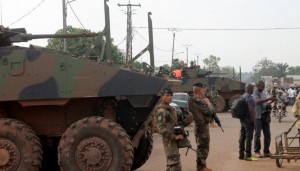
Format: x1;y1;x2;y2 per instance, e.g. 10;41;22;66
136;26;300;31
67;0;86;30
116;35;127;46
8;0;46;27
133;28;171;52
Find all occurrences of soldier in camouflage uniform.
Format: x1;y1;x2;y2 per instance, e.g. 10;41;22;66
155;87;184;171
188;83;214;171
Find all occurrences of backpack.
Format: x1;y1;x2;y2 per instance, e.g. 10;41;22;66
231;96;249;119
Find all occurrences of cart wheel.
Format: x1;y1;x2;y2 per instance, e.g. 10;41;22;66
276;140;283;168
278;111;282;123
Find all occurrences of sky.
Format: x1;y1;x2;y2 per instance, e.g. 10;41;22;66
1;0;300;72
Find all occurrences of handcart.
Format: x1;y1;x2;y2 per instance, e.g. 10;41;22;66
271;117;300;167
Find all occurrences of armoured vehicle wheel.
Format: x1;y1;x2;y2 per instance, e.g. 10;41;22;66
0;118;42;171
216;96;225;112
58;116;133;171
131;132;153;170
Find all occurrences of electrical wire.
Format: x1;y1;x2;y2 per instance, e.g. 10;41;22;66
67;0;86;30
133;28;171;52
136;26;300;31
8;0;45;27
116;35;127;46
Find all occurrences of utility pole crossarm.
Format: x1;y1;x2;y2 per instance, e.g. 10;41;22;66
168;28;181;69
118;1;141;63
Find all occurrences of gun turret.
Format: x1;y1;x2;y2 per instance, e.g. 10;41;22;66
0;25;98;46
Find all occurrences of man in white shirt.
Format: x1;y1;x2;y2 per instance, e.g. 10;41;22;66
288;87;296;105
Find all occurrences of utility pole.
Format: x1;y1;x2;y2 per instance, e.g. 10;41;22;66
118;1;141;63
62;0;67;52
194;53;202;66
62;0;76;52
168;28;181;69
182;44;192;67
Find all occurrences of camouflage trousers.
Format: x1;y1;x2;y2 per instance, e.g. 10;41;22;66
162;137;182;171
195;123;210;170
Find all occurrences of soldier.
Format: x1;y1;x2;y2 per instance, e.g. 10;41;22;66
188;82;214;171
155;87;184;171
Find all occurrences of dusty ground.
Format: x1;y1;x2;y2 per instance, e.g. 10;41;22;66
137;106;300;171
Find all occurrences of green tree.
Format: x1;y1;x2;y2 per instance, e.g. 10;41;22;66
132;61;143;70
287;66;300;75
275;63;289;78
252;57;277;81
46;26;124;63
203;55;221;72
170;58;182;71
162;64;170;70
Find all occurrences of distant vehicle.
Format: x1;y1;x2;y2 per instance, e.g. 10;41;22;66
172;92;190;118
172;66;246;112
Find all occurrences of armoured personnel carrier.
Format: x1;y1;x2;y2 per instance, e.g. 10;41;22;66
0;1;179;170
172;66;246;112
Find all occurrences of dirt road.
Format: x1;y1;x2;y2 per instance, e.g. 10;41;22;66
137;106;300;171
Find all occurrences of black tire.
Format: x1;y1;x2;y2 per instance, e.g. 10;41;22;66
131;132;153;170
0;118;43;171
58;116;133;171
276;141;283;168
278;111;282;123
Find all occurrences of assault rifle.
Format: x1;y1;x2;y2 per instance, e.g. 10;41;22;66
212;112;224;132
174;125;197;155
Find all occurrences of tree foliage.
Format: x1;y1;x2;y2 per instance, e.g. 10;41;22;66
170;58;183;71
287;66;300;75
203;55;221;72
275;63;289;78
46;26;124;63
251;57;293;82
132;61;143;70
252;57;276;81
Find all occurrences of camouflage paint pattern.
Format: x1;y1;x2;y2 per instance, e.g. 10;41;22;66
180;77;245;93
155;103;182;171
0;46;167;103
0;44;179;171
188;96;214;170
0;1;181;170
177;67;246;112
